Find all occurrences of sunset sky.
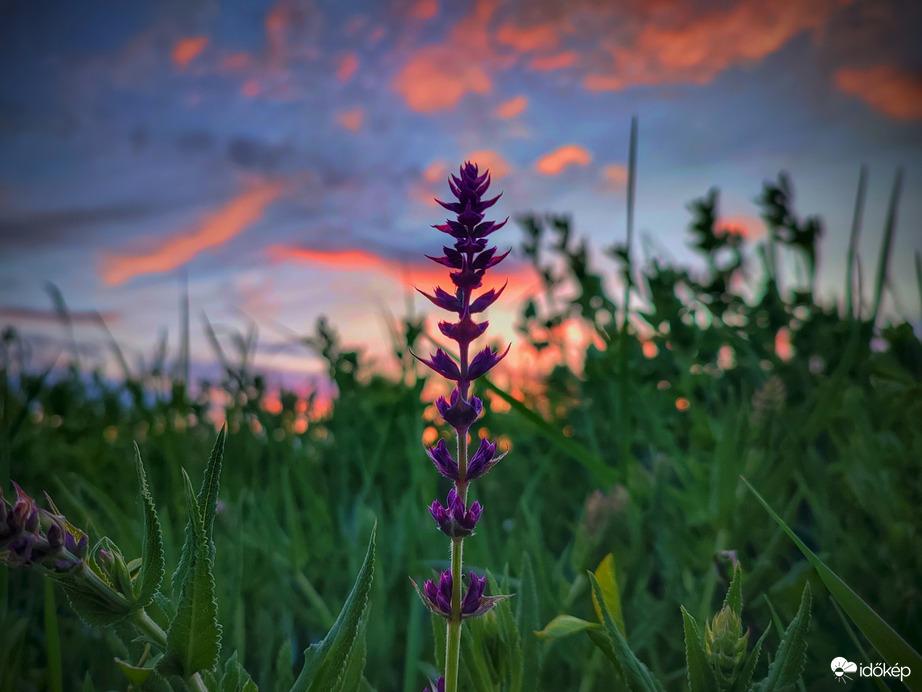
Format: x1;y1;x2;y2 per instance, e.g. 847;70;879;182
1;0;921;387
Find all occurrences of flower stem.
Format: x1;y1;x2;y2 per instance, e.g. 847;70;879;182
132;607;168;648
445;536;463;692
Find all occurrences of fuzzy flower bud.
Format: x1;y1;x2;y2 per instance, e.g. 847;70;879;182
705;605;749;684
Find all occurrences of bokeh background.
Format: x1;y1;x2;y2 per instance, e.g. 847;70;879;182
1;0;921;387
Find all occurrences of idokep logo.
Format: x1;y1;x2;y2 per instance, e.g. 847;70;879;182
831;657;911;683
831;658;857;682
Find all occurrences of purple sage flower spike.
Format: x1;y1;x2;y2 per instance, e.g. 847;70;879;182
429;489;482;538
414;161;514;692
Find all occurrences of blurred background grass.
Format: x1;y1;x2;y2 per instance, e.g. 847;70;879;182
2;171;920;691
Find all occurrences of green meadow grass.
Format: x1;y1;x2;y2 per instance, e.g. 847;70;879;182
1;168;920;690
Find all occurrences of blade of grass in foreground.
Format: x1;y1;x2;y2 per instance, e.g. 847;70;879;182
742;476;922;692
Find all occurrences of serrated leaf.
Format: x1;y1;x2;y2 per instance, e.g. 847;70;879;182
732;625;770;692
755;584;811;692
221;650;258;692
591;554;625;637
336;609;369;692
60;581;132;628
535;614;600;640
681;606;715;692
172;428;225;594
723;564;743;618
159;469;221;677
588;572;663;692
133;443;164;609
743;477;922;682
516;552;541;691
291;524;376;692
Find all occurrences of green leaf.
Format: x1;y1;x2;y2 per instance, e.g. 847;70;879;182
535;614;600;640
291;524;376;692
587;572;663;692
159;469;222;677
276;639;294;690
116;658;154;685
337;610;369;692
172;428;226;595
743;477;922;683
732;625;770;692
221;650;259;692
516;552;541;691
81;672;96;692
681;606;715;692
133;443;164;610
723;564;743;618
59;579;133;628
755;583;811;692
591;554;625;637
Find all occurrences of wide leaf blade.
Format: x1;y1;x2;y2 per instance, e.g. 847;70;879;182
291;524;376;692
133;443;164;609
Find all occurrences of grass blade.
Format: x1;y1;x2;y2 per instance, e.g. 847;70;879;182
845;165;867;319
871;168;903;326
742;476;922;690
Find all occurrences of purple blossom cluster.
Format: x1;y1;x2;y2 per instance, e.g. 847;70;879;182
1;482;87;572
413;162;512;642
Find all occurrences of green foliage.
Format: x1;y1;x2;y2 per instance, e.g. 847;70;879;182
291;524;375;692
133;442;165;609
2;170;919;690
160;468;222;677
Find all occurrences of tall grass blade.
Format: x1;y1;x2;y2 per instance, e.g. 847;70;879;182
291;524;376;692
871;168;903;326
742;476;922;689
845;165;867;319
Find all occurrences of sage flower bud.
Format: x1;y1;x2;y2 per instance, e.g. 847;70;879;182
429;489;482;538
705;605;749;684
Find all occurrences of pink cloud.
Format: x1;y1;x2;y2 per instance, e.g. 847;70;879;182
392;0;506;112
101;182;286;286
835;65;922;121
494;95;528;118
529;51;578;72
535;145;591;175
172;37;208;69
337;53;359;82
336;108;365;131
584;0;847;91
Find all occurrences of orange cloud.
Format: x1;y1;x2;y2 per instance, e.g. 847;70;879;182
392;50;491;112
337;53;359;82
835;65;922;121
424;161;448;182
602;163;628;189
465;150;511;178
495;22;560;52
241;80;261;98
172;37;209;69
392;0;504;112
336;108;364;131
268;244;535;292
410;0;439;20
535;145;591;175
584;0;845;91
494;95;528;118
101;183;286;286
529;51;578;71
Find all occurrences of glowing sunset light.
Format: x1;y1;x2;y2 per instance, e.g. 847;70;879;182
336;108;364;131
337;53;359;82
465;150;511;178
529;52;578;72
